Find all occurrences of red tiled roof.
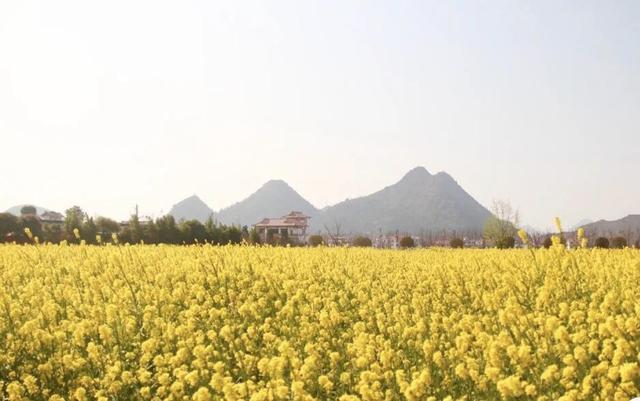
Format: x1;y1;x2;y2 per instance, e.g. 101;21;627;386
254;218;302;228
40;211;64;221
253;211;311;227
283;211;310;218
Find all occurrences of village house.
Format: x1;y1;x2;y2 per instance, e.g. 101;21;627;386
253;211;311;244
40;211;65;226
119;216;153;228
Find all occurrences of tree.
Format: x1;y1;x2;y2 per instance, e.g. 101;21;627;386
594;237;610;249
611;236;627;249
324;220;343;245
180;220;207;244
207;225;223;244
483;200;519;248
19;215;43;243
450;237;464;249
495;236;516;249
204;216;216;240
64;206;86;242
484;217;518;248
118;228;132;244
157;215;180;244
352;236;372;247
43;224;63;243
20;205;37;216
144;219;159;244
96;217;121;238
249;228;261;245
0;213;19;242
399;236;415;248
81;218;98;244
308;235;323;247
226;226;243;245
129;214;144;244
524;229;546;248
241;225;250;243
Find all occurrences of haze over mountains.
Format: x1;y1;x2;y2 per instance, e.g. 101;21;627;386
570;219;594;232
6;205;50;216
168;167;492;234
216;180;317;227
580;215;640;237
6;166;639;237
314;167;491;234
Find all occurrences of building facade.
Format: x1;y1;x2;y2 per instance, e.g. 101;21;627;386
253;211;311;244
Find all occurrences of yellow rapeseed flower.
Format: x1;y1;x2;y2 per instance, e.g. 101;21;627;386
517;229;529;245
554;217;563;233
0;244;636;400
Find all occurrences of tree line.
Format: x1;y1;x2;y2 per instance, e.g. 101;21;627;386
0;205;253;245
481;200;638;249
1;204;636;248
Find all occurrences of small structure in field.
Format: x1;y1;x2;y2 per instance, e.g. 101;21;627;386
254;211;311;244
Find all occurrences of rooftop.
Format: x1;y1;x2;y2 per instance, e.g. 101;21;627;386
255;218;302;227
254;211;311;228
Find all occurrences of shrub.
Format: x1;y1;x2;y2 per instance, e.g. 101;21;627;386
270;235;297;247
0;213;20;242
594;237;610;249
399;236;415;248
496;236;515;249
308;235;323;247
450;238;464;249
249;228;261;245
543;236;566;249
611;236;627;249
352;236;372;247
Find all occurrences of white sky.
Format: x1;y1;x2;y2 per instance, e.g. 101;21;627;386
1;0;638;229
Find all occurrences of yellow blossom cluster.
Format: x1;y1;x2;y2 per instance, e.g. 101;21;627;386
0;244;639;400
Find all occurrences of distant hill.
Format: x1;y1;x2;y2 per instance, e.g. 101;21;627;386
581;215;640;237
5;205;51;216
521;225;542;234
217;180;318;226
570;219;593;231
168;195;215;223
313;167;491;234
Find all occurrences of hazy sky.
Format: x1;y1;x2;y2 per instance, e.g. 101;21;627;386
1;0;638;229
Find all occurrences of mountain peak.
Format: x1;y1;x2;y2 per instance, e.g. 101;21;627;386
261;179;290;190
397;167;433;187
315;168;491;234
169;195;215;223
434;171;456;183
217;180;317;226
176;194;207;205
401;166;431;181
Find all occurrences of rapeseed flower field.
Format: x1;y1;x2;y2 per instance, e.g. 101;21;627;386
0;244;639;400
